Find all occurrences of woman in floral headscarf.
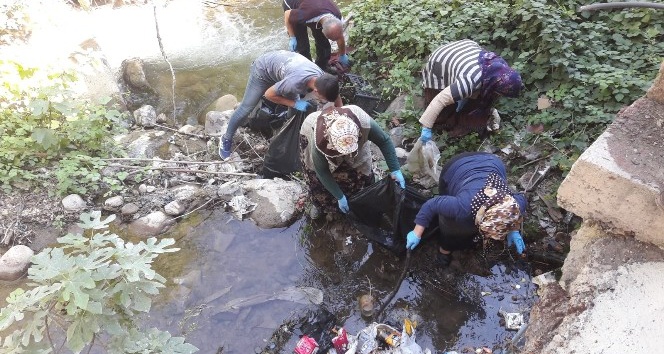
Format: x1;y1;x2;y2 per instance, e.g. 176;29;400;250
299;105;404;215
419;39;523;141
404;152;527;266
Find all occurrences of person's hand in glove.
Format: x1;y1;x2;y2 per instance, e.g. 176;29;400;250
507;230;526;254
293;99;311;112
391;170;405;189
288;37;297;51
420;127;432;143
337;195;349;213
338;54;351;67
406;230;421;250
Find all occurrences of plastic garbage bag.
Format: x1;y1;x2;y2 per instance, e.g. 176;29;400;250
406;140;440;188
347;177;438;255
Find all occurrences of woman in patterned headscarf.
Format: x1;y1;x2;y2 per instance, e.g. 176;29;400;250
419;39;523;141
299;105;405;215
404;152;527;266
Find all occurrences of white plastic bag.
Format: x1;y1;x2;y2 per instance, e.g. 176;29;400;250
406;140;441;188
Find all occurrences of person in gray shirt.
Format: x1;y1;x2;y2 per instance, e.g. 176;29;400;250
220;50;342;159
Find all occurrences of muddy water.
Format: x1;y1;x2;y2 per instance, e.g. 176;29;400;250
145;210;537;353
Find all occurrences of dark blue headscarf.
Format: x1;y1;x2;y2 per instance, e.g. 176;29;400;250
478;51;523;101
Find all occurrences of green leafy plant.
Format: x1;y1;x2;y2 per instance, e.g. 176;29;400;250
346;0;664;172
0;60;128;194
0;211;199;353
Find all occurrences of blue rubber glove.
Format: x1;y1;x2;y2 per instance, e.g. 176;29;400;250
337;195;349;213
391;170;405;189
288;37;297;51
420;127;432;143
293;99;311;112
338;54;350;67
406;230;421;250
507;230;526;254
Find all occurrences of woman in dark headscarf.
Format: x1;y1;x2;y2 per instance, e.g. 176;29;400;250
405;152;527;266
419;39;523;141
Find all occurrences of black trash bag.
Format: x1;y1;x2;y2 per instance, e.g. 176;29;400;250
245;97;290;137
262;105;316;179
348;177;438;255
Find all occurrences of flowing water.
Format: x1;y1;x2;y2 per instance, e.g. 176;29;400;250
0;1;543;353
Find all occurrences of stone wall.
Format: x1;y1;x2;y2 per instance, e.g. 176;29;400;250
522;61;664;353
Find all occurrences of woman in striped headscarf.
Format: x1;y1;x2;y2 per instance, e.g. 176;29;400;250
404;152;527;267
419;39;523;141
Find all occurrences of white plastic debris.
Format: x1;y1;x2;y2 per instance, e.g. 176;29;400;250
499;309;524;331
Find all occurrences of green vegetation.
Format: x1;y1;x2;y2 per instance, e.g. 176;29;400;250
0;60;130;196
0;211;198;353
347;0;664;172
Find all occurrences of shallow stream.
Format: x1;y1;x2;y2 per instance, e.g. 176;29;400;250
0;1;544;353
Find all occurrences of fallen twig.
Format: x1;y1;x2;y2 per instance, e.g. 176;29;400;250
153;5;177;124
102;157;232;165
169;197;217;222
154;123;208;140
109;164;257;177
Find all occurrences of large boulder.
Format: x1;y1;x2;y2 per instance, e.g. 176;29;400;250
242;179;305;229
646;60;664;104
557;97;664;248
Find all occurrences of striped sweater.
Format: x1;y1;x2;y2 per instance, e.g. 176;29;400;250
421;39;483;102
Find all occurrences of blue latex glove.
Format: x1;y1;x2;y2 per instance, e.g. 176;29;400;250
507;230;526;254
420;127;432;143
338;54;350;67
337;195;349;213
391;170;405;189
288;37;297;51
293;99;311;112
406;230;421;250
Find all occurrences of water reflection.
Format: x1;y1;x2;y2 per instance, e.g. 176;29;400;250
146;211;536;353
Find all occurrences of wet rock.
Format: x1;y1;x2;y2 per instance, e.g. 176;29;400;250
164;200;185;216
122;57;152;91
242;178;304;228
62;194;86;212
121;202;139;215
128;211;174;238
0;245;34;281
103;196;124;211
133;105;157;128
205;110;232;137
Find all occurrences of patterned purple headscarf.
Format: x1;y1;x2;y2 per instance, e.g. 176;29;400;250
478;51;523;102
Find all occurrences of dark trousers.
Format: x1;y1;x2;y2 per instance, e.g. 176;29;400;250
283;0;332;69
436;152;488;251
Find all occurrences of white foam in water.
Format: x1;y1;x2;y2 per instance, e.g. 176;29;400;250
14;0;283;72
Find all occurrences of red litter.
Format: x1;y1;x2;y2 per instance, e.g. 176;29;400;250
294;335;319;354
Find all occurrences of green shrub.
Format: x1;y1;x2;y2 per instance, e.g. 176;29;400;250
0;60;128;194
0;211;199;353
346;0;664;171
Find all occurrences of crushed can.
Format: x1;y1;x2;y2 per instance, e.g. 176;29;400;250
331;327;349;353
294;335;319;354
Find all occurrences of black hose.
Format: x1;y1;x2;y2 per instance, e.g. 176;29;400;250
374;249;412;321
579;2;664;12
